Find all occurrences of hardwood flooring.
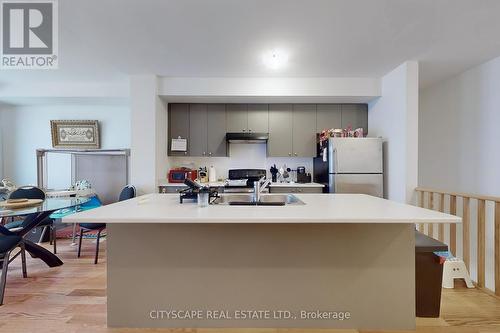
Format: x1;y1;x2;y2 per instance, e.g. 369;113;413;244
0;239;499;333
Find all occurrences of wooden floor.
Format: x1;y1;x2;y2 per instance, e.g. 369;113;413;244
1;239;500;333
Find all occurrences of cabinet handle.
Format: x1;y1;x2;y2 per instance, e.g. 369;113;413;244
202;152;206;155
248;129;252;132
208;152;212;156
288;153;292;156
184;151;187;155
294;153;298;156
242;129;246;132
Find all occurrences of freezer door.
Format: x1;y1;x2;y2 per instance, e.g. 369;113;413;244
329;138;383;174
329;174;383;198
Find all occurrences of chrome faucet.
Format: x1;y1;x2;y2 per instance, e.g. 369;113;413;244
253;176;271;203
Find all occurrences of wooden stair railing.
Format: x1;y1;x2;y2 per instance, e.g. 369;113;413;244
415;187;500;296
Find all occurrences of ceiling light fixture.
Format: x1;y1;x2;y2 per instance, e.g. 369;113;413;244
262;49;289;70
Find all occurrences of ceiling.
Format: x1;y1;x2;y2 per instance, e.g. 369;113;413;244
2;0;500;89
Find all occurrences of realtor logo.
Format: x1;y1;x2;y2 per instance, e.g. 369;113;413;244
1;0;58;69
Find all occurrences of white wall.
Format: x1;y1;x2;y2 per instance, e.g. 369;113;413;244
368;61;419;203
0;104;130;186
129;75;167;194
159;77;380;103
420;55;500;291
420;55;500;196
167;144;313;183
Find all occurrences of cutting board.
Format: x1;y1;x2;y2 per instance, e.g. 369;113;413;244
0;199;44;209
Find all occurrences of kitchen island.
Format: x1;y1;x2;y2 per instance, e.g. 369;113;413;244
64;193;460;330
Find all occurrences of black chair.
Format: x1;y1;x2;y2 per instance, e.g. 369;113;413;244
0;235;26;305
78;185;136;264
4;186;57;254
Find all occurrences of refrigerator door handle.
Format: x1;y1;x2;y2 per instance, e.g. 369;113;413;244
329;174;335;194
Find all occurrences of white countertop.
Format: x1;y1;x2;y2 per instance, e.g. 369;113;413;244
63;193;461;224
269;182;324;187
158;181;225;187
158;181;324;188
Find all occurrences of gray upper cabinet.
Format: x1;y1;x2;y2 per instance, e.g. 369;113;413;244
247;104;269;133
268;104;293;157
316;104;341;132
169;103;367;157
168;103;190;156
341;104;368;134
189;104;208;156
292;104;317;157
226;104;248;132
207;104;227;157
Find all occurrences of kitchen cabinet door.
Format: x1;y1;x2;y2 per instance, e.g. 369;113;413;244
168;103;190;156
207;104;227;157
189;104;208;156
268;104;293;157
316;104;341;132
341;104;368;134
247;104;269;133
226;104;248;132
292;104;317;157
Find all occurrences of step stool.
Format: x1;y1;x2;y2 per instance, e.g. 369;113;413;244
442;257;474;289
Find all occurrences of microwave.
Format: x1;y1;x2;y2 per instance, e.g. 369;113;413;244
168;168;198;183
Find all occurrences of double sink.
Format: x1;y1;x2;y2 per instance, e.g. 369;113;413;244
212;193;305;206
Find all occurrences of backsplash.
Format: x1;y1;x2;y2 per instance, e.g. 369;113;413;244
166;144;314;181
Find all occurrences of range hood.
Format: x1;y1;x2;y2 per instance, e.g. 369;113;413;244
226;132;269;143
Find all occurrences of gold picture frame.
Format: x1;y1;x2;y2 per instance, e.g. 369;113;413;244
50;120;100;149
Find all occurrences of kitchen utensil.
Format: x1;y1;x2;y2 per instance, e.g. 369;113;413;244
297;166;306;174
270;164;278;182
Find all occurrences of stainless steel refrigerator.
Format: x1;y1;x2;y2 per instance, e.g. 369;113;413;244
313;137;384;197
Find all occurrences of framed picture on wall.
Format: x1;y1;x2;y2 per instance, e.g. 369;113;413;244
50;120;100;149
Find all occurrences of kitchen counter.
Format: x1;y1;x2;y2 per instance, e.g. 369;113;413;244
157;181;225;187
64;193;458;224
157;181;324;188
269;182;324;187
63;194;460;330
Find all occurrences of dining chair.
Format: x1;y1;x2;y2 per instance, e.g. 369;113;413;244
78;185;136;264
4;186;57;254
0;234;26;305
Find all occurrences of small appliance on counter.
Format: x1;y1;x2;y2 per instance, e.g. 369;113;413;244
168;167;198;183
296;166;312;183
179;179;219;204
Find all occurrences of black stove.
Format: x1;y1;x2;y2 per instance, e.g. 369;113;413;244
225;169;267;193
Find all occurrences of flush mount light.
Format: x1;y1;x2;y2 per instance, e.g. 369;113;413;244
262;49;289;70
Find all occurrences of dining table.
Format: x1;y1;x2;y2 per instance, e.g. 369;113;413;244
0;197;90;267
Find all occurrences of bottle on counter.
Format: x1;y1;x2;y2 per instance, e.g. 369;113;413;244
209;165;216;183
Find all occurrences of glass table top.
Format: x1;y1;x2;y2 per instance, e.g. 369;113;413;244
0;197;90;218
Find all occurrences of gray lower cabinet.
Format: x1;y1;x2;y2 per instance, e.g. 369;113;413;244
341;104;368;134
189;104;208;156
168;104;190;156
269;186;323;194
317;104;341;132
226;104;248;132
207;104;227;157
247;104;269;133
268;104;293;157
159;186;188;193
292;104;317;157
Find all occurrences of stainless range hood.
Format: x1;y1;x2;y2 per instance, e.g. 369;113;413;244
225;132;269;143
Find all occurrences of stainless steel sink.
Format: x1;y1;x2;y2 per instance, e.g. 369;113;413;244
212;194;305;206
